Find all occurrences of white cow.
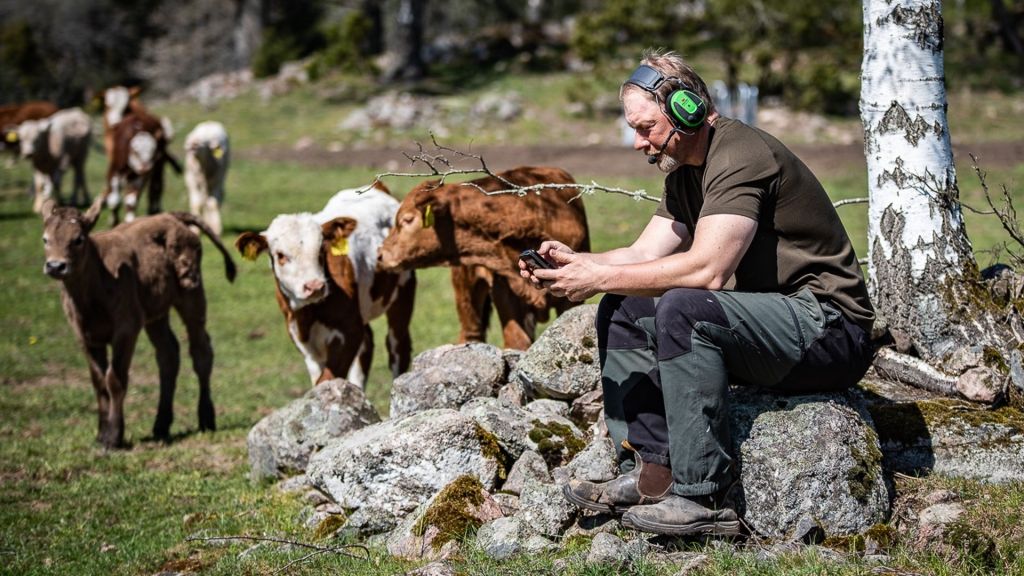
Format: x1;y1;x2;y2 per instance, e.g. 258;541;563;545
183;121;230;235
234;184;416;388
18;107;92;212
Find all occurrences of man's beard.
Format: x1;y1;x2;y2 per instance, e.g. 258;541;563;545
657;154;680;173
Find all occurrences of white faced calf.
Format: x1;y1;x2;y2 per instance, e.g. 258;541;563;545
235;184;415;388
18;107;92;211
184;121;229;235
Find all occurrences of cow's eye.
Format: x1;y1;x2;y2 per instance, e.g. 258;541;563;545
71;235;84;246
400;213;415;226
42;236;48;245
276;252;289;266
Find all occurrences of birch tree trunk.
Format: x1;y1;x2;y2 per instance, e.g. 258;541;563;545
861;0;1019;404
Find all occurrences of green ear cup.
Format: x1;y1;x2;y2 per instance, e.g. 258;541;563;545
667;89;707;128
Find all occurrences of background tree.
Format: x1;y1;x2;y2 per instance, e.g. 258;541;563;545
861;0;1021;404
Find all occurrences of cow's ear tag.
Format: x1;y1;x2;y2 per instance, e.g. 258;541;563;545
4;132;16;143
212;146;224;159
242;243;260;261
422;204;434;229
330;236;348;256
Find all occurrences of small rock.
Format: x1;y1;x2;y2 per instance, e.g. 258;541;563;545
919;502;966;527
525;399;570;417
504;450;552;495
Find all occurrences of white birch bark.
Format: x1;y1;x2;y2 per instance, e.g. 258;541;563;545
861;0;974;361
861;0;1017;404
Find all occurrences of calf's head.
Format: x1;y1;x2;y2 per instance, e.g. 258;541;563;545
378;180;455;271
236;215;358;310
40;197;103;279
16;119;45;159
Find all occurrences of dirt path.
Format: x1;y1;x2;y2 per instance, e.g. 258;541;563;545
239;140;1024;180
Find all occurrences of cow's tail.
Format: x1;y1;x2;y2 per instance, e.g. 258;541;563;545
172;211;237;283
165;151;183;175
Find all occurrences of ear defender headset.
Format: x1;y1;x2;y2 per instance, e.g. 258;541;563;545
625;64;708;129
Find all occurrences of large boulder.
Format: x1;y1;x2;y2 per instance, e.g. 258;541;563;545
860;376;1024;483
390;343;507;417
731;388;890;539
459;396;586;466
246;379;380;481
515;304;601;400
306;409;506;534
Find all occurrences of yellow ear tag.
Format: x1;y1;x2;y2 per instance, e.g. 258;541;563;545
243;243;260;261
212;147;224;159
330;236;348;256
422;204;434;229
5;132;16;143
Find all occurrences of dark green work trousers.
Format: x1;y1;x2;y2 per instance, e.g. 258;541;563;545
597;287;872;497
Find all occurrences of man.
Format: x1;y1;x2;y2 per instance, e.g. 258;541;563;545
519;49;874;537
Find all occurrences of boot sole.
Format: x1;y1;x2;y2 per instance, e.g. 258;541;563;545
561;483;632;515
621;513;741;536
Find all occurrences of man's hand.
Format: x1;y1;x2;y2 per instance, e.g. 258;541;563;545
533;249;606;302
519;240;575;289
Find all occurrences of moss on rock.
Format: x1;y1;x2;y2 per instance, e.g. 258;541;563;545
413;475;486;551
529;419;585;468
847;425;883;503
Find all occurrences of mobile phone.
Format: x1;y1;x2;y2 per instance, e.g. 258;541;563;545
519;249;554;270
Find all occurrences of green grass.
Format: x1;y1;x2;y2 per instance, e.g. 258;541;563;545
2;70;1024;575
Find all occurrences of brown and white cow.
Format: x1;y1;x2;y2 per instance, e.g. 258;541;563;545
183;121;230;235
235;183;416;388
378;165;591;350
18;107;92;211
0;100;58;160
99;86;181;224
41;197;237;449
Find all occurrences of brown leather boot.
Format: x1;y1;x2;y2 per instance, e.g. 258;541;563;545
562;452;673;514
621;490;741;536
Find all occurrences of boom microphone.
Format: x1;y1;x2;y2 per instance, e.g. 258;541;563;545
647;127;681;164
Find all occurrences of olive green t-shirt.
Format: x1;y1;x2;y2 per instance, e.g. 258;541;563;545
655;117;875;331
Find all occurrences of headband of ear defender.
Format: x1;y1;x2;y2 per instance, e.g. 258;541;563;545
625;64;708;129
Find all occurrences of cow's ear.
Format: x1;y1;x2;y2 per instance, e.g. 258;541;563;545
235;231;268;261
40;199;56;220
322;217;357;257
82;195;104;231
129;85;142;98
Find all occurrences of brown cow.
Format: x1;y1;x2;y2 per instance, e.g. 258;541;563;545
41;197;236;448
378;166;590;349
0;100;59;159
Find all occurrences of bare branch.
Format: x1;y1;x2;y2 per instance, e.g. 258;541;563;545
363;135;662;202
972;153;1024;250
832;197;868;208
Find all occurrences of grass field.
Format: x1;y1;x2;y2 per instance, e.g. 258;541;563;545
2;70;1023;575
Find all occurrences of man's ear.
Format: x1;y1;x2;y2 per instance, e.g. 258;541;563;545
322;217;358;257
82;195;104;232
235;231;269;261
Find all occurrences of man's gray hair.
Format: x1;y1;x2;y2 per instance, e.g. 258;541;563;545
620;48;716;115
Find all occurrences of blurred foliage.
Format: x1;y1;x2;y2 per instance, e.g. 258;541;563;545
0;0;1022;111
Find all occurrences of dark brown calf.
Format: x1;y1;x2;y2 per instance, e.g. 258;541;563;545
42;198;236;448
378;166;591;349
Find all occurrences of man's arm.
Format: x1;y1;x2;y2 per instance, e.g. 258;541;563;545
588;215;692;265
535;213;757;301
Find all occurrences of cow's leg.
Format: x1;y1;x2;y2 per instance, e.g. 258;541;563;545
148;160;165;215
385;272;416;377
104;331;139;448
175;292;216;432
31;172;49;213
450;265;492;343
105;174;122;225
203;195;222;237
490;275;535;350
345;325;374;388
50;169;64;206
84;344;111;444
144;315;180;441
72;159;90;207
124;177;141;223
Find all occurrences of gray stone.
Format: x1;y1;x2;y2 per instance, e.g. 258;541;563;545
460;397;534;458
247;379;380;481
571;389;605;425
306;409;503;534
586;532;628;566
497;380;527;407
919;502;965;527
386;475;503;561
503;450;552;495
861;377;1024;482
525;399;570;417
554;436;617;485
390;343;506;417
515;305;600;400
523;534;556;553
956;366;1003;404
515;479;576;536
475;516;528;560
491;492;520;516
731;388;890;539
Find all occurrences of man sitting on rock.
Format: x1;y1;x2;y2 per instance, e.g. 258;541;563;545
519;48;875;536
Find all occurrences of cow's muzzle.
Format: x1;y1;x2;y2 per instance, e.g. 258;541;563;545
44;260;68;278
